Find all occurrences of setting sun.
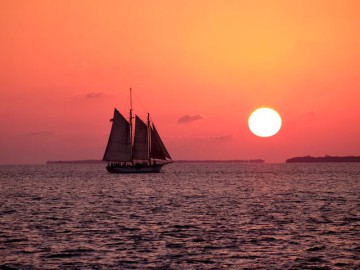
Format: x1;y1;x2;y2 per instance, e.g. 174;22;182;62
248;108;282;137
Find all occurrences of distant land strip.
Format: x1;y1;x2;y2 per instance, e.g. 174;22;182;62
286;155;360;163
46;160;105;164
175;159;265;163
46;159;265;164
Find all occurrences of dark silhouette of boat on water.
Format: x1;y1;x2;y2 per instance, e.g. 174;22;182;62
102;89;173;173
286;155;360;163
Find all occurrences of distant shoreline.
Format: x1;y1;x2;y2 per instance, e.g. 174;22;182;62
46;159;265;164
175;159;265;163
45;157;360;164
46;160;105;164
286;155;360;163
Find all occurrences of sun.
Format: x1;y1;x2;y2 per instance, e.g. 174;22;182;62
248;108;282;137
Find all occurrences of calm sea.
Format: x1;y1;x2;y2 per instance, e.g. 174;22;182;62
0;163;359;269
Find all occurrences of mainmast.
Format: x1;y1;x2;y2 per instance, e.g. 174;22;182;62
147;113;151;165
129;88;134;163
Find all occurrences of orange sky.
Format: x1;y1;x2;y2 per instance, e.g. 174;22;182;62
1;1;360;163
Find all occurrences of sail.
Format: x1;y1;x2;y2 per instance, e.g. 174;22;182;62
150;124;171;160
133;116;149;160
103;108;132;162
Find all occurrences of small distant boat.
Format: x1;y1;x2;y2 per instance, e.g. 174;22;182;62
103;89;173;173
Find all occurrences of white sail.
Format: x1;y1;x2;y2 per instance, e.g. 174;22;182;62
150;124;171;160
133;116;149;160
103;109;132;162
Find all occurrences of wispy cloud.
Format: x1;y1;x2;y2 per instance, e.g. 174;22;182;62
24;131;55;137
85;92;103;98
210;135;232;142
72;92;104;99
177;114;203;124
305;111;316;117
300;111;317;120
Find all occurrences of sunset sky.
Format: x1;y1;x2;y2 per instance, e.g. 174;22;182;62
1;1;360;164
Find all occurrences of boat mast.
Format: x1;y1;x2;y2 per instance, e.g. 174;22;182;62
129;88;134;164
147;113;151;165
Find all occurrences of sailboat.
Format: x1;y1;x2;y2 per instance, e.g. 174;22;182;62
103;89;173;173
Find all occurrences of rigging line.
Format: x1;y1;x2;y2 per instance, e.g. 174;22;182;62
132;89;149;115
114;90;130;119
132;89;157;124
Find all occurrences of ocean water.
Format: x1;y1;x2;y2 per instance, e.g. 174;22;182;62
0;163;359;269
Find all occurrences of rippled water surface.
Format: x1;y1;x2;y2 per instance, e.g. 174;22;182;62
0;163;359;269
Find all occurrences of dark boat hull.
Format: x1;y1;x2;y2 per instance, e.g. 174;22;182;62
106;163;168;173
